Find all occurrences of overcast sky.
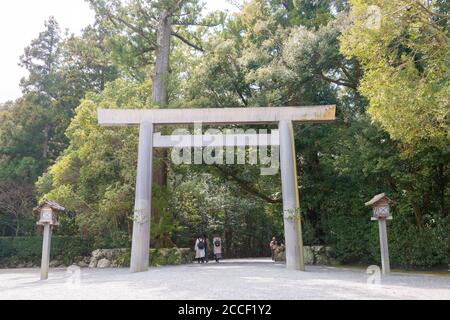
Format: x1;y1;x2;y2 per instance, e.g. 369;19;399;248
0;0;238;103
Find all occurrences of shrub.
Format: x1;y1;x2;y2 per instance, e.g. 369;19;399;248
387;217;449;269
0;236;93;264
324;214;377;265
115;248;131;267
325;212;449;269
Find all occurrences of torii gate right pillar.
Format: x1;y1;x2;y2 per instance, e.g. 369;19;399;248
279;120;305;271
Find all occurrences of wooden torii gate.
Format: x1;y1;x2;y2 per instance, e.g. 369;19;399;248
98;106;336;273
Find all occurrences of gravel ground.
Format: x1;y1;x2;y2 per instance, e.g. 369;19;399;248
0;258;449;300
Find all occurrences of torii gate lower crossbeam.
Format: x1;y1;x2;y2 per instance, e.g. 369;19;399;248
98;106;336;273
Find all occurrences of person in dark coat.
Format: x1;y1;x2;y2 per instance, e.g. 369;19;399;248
203;234;209;263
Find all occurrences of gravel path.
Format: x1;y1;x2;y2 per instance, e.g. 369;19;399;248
0;259;449;300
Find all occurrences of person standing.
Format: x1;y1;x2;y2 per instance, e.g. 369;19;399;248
213;234;222;263
195;236;206;264
269;237;278;261
203;234;209;263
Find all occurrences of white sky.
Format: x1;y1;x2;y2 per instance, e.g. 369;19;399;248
0;0;239;103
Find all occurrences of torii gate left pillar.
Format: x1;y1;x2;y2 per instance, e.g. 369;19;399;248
98;106;336;273
130;122;154;272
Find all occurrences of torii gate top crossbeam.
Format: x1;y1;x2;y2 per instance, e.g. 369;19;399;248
98;106;336;126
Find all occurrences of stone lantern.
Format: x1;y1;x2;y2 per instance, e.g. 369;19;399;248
367;193;392;221
36;201;63;226
34;200;65;280
365;193;392;275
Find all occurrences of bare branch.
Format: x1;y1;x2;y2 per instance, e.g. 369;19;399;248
414;1;450;19
173;21;222;28
319;72;357;90
106;12;157;49
171;31;204;52
212;165;282;204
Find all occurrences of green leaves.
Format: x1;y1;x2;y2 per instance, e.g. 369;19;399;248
39;79;156;246
340;0;450;149
19;17;62;97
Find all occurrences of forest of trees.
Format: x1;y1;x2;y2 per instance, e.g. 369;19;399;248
0;0;448;268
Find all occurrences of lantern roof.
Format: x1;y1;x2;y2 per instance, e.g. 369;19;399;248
365;193;391;207
34;200;65;212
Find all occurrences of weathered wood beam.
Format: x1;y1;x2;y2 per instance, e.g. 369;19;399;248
98;106;336;126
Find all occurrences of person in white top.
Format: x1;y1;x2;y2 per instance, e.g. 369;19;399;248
195;236;206;264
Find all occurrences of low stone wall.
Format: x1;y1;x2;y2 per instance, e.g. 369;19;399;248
274;245;337;265
87;248;195;269
0;248;195;269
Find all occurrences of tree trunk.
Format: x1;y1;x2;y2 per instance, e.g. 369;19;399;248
224;209;233;258
15;216;20;237
152;9;171;188
43;124;50;159
152;10;171;106
436;162;448;217
151;10;171;245
412;201;423;228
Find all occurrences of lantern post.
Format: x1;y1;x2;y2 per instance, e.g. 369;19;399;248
365;193;392;275
35;200;64;280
